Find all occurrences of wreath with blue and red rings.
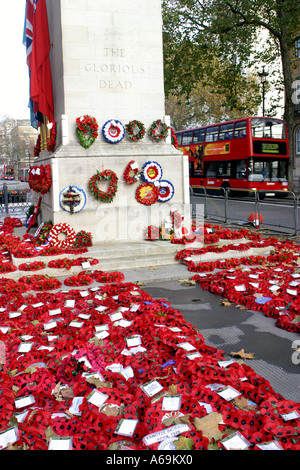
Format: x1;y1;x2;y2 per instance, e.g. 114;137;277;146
141;161;163;183
157;180;175;202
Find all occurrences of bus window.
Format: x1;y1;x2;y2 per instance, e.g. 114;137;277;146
251;118;286;139
205;161;217;177
175;132;182;146
272;160;288;180
205;126;219;142
248;159;271;181
271;160;278;180
193;128;205;143
236;159;247;179
278;160;288;180
216;161;232;177
234;121;247;139
182;131;193;145
219;123;234;141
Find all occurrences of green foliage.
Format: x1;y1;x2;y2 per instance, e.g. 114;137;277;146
162;0;299;102
162;0;300;179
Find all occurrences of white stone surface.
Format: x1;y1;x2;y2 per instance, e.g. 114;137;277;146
37;1;190;242
35;146;190;242
47;0;166;144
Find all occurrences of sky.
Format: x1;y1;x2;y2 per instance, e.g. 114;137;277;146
0;2;284;123
0;0;30;121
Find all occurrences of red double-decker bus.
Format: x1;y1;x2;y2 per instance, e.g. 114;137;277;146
175;117;289;196
0;164;15;181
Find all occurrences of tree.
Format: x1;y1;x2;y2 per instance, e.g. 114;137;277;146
162;0;300;185
166;71;261;130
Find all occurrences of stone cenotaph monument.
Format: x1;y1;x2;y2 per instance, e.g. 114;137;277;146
34;0;190;243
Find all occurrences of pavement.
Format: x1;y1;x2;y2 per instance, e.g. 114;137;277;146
121;264;300;403
4;217;300;403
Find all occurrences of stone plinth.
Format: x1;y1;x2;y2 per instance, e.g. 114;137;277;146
36;143;190;242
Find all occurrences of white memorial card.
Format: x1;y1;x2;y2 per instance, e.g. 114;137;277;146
115;419;138;437
141;380;163;397
87;390;108;408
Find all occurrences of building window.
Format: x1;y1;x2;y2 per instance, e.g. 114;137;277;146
296;128;300;155
296;39;300;59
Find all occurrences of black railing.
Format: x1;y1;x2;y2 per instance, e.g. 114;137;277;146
190;186;299;236
0;183;32;215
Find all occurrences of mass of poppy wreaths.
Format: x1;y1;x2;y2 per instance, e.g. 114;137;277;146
173;223;300;333
0;218;299;450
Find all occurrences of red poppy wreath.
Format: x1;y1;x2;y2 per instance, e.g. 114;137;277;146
28;164;52;194
136;182;159;205
123;160;139;184
48;223;77;249
89;169;118;202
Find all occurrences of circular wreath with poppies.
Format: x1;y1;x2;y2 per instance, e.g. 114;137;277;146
89;169;118;203
59;185;86;214
48;223;77;249
148;119;169;142
157;180;175;202
76;115;99;149
136;182;159;205
125;120;146;141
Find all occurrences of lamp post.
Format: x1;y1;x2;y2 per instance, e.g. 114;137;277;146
258;66;269;116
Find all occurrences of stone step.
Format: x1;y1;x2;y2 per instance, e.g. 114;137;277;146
8;238;275;281
12;241;180;267
95;251;179;271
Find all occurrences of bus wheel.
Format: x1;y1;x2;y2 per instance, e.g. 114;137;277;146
221;183;232;198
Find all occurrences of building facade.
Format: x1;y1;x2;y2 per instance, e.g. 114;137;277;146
10;120;38;171
0;118;38;175
0;117;16;165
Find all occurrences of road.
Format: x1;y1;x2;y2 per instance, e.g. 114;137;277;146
192;193;300;235
0;179;29;187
